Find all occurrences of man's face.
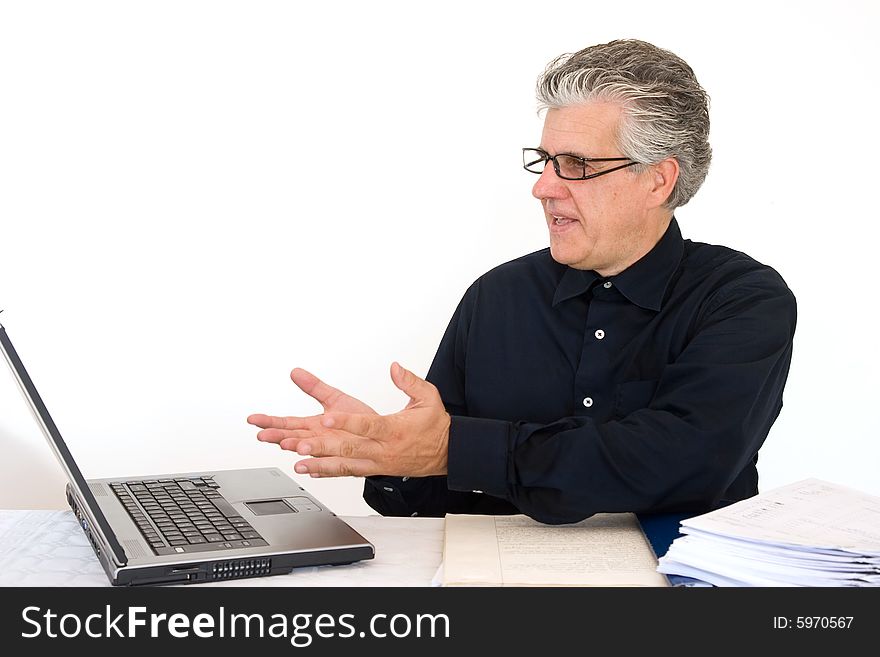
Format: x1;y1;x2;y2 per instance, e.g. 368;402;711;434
533;102;662;276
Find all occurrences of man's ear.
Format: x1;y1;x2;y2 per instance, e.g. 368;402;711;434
647;158;680;209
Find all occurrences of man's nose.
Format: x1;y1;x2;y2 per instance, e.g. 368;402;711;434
531;164;568;200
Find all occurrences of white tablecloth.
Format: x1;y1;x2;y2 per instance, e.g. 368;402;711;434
0;510;443;587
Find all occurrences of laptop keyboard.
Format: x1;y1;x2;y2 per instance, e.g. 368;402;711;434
110;476;269;555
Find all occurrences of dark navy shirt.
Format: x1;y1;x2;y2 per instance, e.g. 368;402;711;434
364;219;796;524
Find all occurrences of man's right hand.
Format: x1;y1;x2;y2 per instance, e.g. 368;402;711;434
247;368;378;441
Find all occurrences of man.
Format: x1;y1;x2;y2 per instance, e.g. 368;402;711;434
248;39;796;524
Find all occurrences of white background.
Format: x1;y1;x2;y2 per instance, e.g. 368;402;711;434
1;0;877;516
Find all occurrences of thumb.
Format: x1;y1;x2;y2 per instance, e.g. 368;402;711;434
390;362;435;404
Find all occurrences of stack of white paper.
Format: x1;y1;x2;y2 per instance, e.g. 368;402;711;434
657;478;880;586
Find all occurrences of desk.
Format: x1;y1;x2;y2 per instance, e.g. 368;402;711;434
1;514;869;651
0;510;444;586
1;509;687;587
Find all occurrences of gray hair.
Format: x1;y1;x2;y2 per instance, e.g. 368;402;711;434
536;39;711;209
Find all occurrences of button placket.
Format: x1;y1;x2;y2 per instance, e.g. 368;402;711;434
574;282;614;416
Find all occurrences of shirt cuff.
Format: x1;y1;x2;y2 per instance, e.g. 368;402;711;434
446;415;510;499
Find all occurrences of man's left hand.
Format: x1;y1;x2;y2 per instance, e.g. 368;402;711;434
251;362;450;478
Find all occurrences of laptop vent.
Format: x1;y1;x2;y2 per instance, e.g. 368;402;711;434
89;483;108;497
122;539;149;560
211;558;272;580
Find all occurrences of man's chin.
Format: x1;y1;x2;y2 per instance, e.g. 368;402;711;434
549;244;587;269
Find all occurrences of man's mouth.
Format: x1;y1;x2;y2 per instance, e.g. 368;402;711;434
551;214;577;226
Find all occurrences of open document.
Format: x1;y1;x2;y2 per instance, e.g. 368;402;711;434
442;513;668;587
657;478;880;586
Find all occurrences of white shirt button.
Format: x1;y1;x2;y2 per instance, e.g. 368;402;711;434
401;476;410;482
603;281;613;289
582;397;593;408
594;329;605;340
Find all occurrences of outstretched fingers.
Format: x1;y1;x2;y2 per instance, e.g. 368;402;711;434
286;431;381;460
320;412;388;439
256;428;314;445
294;456;377;478
247;413;324;431
254;412;387;447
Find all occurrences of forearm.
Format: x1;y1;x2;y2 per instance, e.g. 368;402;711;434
446;408;772;525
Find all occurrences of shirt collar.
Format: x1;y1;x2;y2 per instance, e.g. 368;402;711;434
552;217;684;311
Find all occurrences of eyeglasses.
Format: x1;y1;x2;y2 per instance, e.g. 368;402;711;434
522;147;639;181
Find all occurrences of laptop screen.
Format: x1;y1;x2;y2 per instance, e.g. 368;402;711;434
0;322;127;565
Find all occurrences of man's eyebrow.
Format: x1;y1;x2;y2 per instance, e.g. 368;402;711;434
538;146;592;159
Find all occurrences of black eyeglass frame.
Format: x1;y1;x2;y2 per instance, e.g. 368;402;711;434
522;147;640;181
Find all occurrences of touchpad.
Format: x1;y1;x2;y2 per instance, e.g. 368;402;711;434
246;499;295;516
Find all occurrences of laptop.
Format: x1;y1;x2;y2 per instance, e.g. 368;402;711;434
0;321;375;585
